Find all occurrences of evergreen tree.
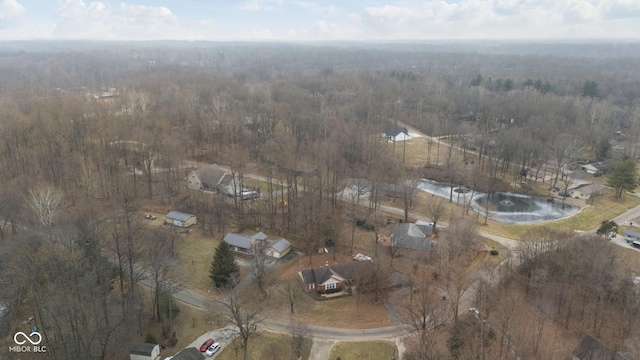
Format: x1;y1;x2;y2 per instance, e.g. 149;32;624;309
210;240;240;288
581;80;598;98
607;158;638;198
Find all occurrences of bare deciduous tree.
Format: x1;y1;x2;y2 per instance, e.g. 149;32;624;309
28;185;63;227
218;286;264;360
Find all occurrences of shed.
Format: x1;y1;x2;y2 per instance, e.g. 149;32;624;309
165;211;197;228
172;347;205;360
129;343;159;360
265;238;291;259
223;233;253;256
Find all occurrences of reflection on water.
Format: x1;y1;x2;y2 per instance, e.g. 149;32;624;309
418;179;580;224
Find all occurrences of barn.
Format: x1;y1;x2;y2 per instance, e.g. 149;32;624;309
129;343;159;360
165;211;197;227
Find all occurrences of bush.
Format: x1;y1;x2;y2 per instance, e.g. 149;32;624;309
318;287;342;295
145;332;157;344
490;249;499;256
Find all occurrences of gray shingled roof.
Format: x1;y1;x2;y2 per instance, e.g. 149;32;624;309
223;233;252;250
269;238;291;253
299;263;361;285
165;211;195;222
172;347;205;360
572;335;630;360
391;223;430;251
251;231;268;240
384;127;409;137
130;343;157;356
624;229;640;238
193;165;226;187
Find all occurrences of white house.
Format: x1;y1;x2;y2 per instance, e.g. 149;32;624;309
383;127;411;142
569;183;606;200
129;343;159;360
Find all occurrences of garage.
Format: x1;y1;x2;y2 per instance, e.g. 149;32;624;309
164;211;197;228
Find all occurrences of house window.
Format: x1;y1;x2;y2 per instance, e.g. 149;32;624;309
326;283;336;290
308;283;315;290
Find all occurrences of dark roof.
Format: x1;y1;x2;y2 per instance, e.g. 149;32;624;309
391;223;430;251
130;343;157;356
192;165;227;187
572;335;629;360
223;233;252;250
165;211;195;222
415;221;434;236
299;263;359;285
384;127;409;137
172;347;205;360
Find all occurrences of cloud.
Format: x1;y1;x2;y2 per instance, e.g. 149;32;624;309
561;0;600;23
601;0;640;19
51;0;217;40
0;0;26;21
240;0;284;11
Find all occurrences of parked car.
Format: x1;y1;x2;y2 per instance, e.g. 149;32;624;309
145;214;157;220
199;338;215;352
632;240;640;249
204;342;221;357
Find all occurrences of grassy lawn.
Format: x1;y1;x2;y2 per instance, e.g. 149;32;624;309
242;177;284;192
216;331;312;360
175;230;222;294
328;340;397;360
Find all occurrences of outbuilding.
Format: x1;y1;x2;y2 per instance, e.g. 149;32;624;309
129;343;159;360
165;211;197;228
265;238;291;259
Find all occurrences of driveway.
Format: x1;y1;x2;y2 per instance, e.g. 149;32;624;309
164;324;237;359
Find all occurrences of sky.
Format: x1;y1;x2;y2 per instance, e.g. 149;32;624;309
0;0;639;41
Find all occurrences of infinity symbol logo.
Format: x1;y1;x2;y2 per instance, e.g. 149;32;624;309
14;331;42;345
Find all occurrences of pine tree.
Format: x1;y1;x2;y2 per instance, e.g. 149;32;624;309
607;158;638;198
210;240;240;288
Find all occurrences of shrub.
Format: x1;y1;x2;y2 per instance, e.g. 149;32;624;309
490;249;499;256
145;332;157;344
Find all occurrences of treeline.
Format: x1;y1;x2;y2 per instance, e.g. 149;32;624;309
0;42;639;359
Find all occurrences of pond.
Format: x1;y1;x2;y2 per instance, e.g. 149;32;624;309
418;179;580;224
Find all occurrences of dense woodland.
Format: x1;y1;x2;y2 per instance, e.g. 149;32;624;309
1;41;640;359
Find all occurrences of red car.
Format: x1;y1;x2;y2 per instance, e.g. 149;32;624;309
199;338;215;352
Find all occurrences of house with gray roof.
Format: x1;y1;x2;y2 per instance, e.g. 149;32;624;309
265;238;291;259
391;223;432;261
383;127;411;142
187;164;232;191
570;183;606;200
223;233;254;256
299;263;359;294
